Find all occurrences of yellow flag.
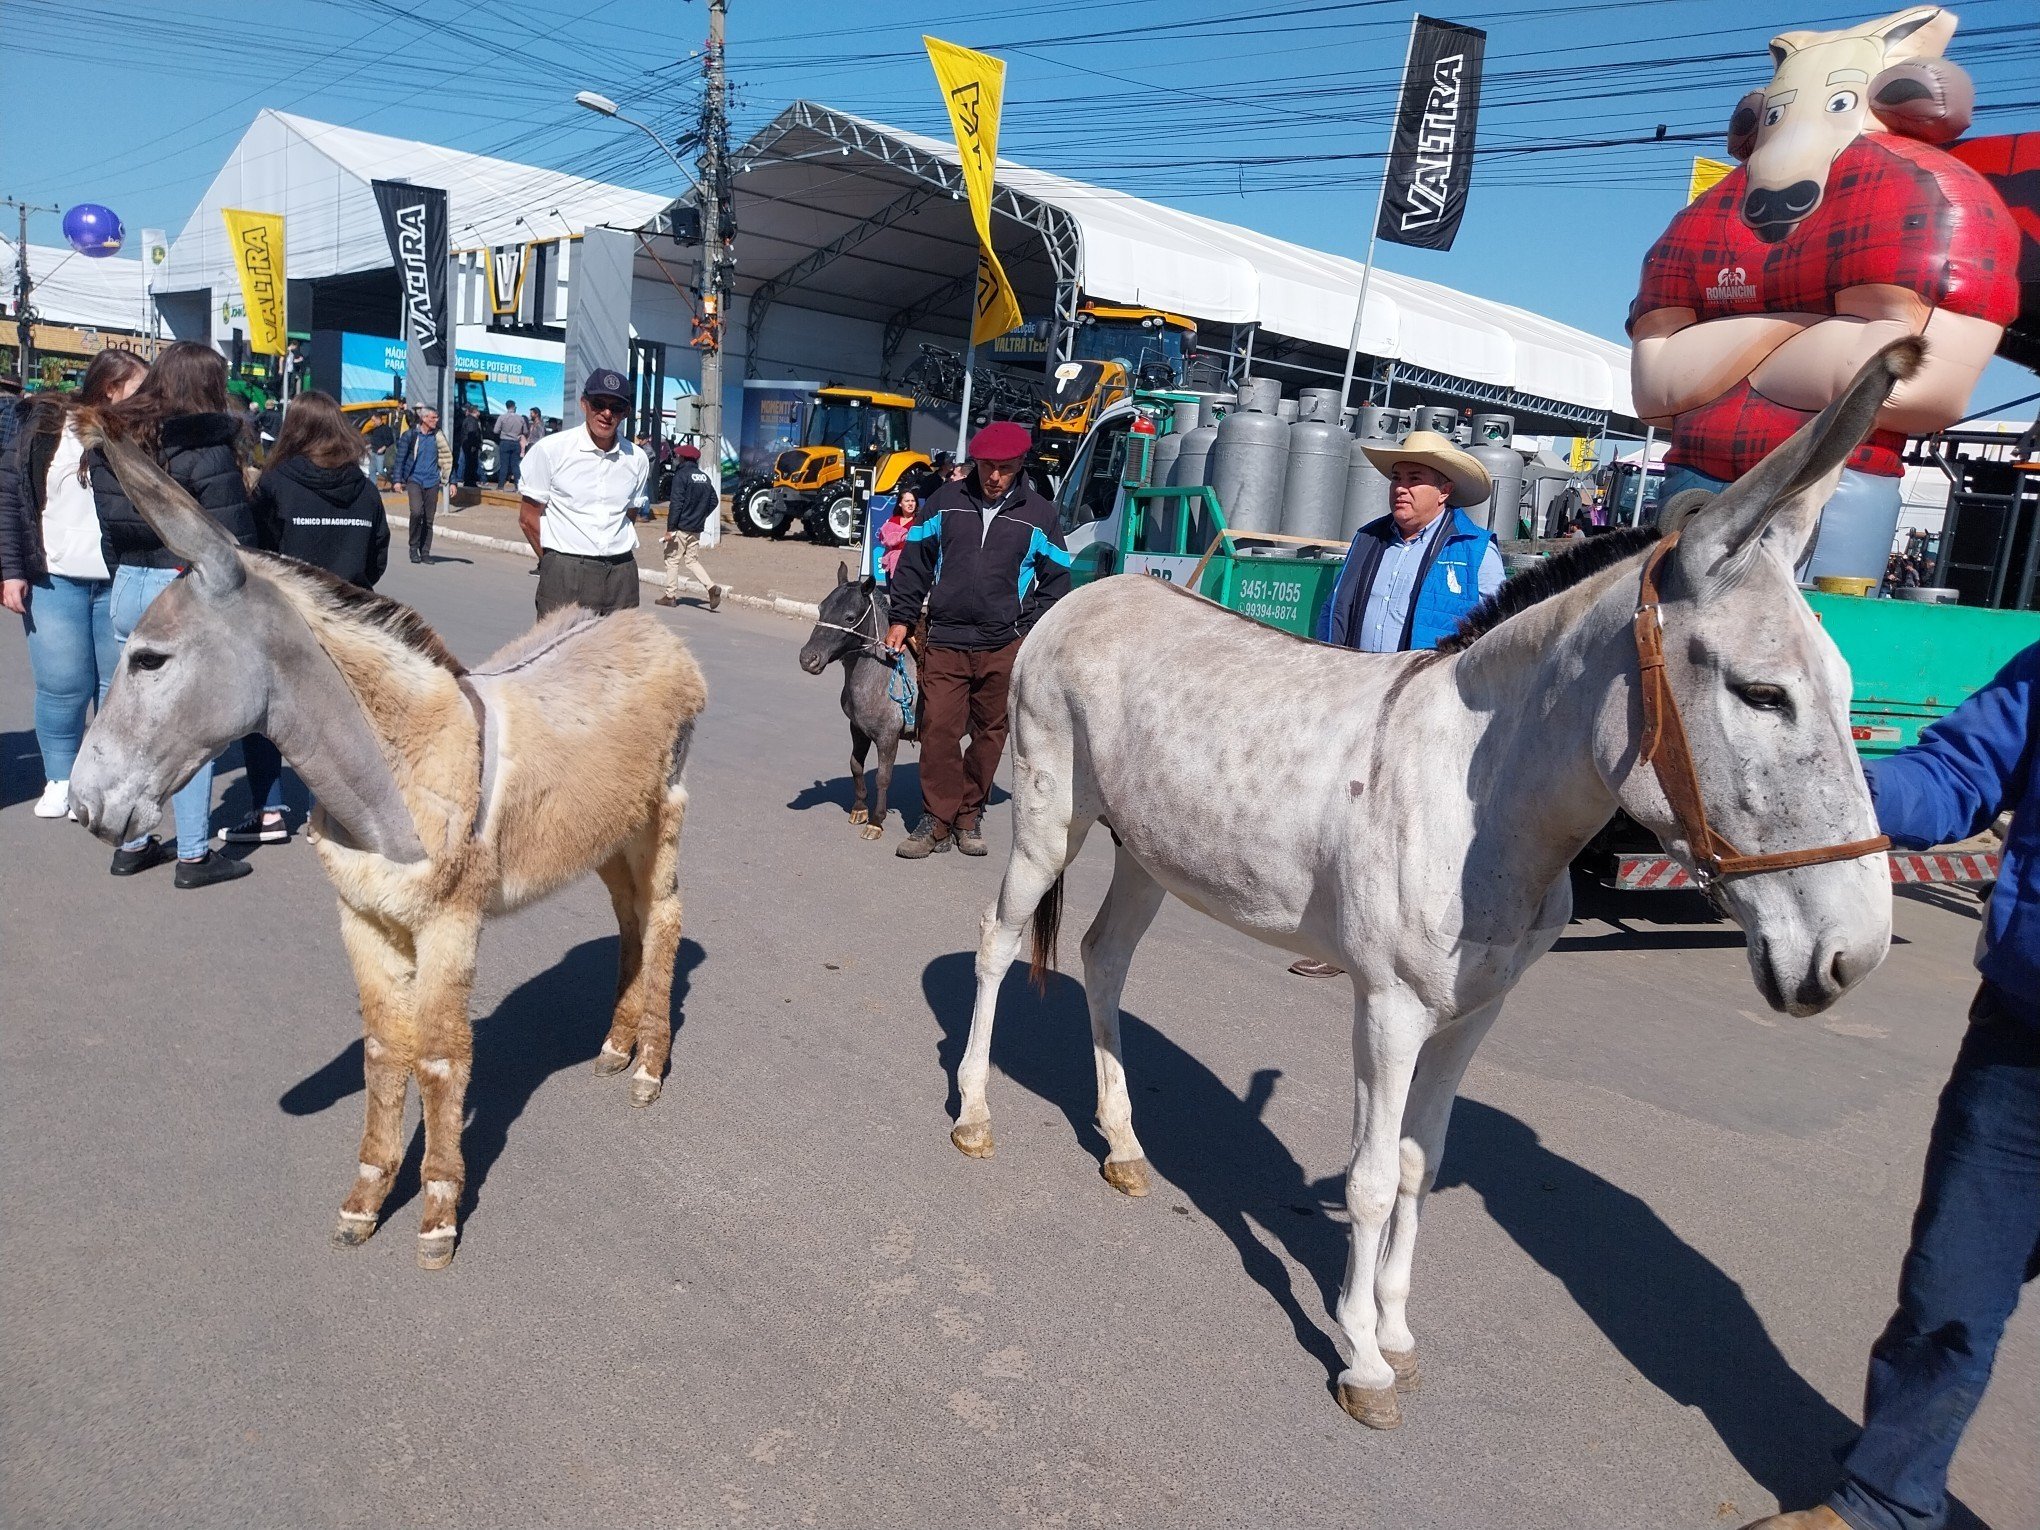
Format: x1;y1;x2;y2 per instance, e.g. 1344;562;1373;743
1569;436;1596;472
925;36;1022;346
220;208;287;355
1688;156;1733;204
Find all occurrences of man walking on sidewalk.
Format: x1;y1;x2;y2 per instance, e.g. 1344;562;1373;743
391;406;452;563
519;367;650;619
884;420;1070;859
657;442;724;611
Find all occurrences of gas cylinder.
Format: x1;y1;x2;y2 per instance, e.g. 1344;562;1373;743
1169;397;1226;548
1465;412;1523;536
1209;380;1289;535
1341;405;1404;538
1280;388;1349;542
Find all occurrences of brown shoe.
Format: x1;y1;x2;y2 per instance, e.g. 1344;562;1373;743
895;815;952;860
655;595;680;607
1288;958;1346;978
708;585;724;611
955;825;987;856
1736;1510;1849;1530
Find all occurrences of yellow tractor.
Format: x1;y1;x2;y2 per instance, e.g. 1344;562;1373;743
1036;304;1197;472
736;386;929;546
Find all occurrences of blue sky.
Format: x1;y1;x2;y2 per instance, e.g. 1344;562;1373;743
5;0;2035;412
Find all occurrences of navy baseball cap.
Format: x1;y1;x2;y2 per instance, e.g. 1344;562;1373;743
580;367;630;404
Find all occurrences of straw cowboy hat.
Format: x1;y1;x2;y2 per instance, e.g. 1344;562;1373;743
1361;429;1491;507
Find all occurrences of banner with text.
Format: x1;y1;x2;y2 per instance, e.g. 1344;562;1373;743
1375;17;1486;252
370;179;450;368
925;36;1022;347
219;208;287;355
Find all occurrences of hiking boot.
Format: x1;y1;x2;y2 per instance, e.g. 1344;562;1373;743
895;815;952;859
223;811;289;845
1288;958;1346;978
110;837;175;877
955;824;988;857
708;585;724;611
174;851;253;889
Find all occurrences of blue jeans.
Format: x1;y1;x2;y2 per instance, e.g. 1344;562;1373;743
1829;984;2040;1530
20;573;117;782
494;439;521;487
109;564;217;860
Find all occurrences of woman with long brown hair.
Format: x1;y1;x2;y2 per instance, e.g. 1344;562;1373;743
0;348;152;818
227;390;389;845
89;339;257;887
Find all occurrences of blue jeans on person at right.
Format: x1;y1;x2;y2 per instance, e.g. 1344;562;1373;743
20;572;117;783
109;564;217;860
1828;984;2040;1530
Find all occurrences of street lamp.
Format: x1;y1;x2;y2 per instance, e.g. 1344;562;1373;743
574;91;703;197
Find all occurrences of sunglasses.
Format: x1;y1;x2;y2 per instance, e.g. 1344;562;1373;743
585;398;627;415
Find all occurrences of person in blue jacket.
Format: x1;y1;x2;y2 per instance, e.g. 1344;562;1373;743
1315;430;1504;654
1749;641;2037;1530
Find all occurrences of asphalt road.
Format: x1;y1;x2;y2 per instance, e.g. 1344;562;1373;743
2;547;2031;1530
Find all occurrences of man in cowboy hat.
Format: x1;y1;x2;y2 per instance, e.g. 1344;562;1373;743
884;419;1070;860
1292;429;1505;978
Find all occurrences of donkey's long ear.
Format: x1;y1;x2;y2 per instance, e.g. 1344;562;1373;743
1674;338;1923;588
94;433;246;597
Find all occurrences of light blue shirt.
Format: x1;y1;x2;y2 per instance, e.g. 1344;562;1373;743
1356;513;1505;654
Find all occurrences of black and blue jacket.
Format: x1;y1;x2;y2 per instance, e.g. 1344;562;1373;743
886;472;1072;650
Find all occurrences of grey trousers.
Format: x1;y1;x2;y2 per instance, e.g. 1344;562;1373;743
535;548;641;618
405;482;439;556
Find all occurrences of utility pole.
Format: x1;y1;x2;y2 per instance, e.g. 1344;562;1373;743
693;0;732;488
5;198;60;386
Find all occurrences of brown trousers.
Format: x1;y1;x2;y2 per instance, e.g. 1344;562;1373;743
918;640;1019;835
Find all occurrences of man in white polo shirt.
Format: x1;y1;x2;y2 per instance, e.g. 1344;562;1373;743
519;367;650;618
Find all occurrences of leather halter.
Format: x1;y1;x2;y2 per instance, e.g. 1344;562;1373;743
1631;534;1889;887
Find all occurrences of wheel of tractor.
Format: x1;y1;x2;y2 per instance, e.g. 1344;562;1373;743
737;483;788;538
818;494;861;547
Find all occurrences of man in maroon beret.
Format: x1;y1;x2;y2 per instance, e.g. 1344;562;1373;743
885;419;1071;859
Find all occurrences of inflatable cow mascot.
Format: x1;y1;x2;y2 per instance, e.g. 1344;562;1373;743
1629;6;2019;584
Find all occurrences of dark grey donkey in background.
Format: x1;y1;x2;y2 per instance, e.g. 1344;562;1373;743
799;562;918;842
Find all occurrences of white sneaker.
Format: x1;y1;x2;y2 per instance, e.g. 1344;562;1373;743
34;779;70;818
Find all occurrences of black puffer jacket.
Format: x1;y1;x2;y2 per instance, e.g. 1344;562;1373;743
885;471;1071;650
89;411;256;570
251;456;390;589
0;396;55;583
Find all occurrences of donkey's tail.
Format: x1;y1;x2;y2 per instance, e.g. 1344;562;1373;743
1028;872;1065;994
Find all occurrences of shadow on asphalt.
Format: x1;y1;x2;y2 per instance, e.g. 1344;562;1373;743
1894;883;1987;922
921;952;1352;1388
280;935;705;1226
787;763;926;817
1;727;41;810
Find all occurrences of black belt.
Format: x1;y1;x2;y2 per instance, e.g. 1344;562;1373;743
542;548;637;565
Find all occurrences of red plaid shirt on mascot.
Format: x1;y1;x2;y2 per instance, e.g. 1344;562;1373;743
1627;5;2018;582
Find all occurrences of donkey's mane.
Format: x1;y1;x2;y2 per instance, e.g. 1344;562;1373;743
1434;527;1661;655
255;552;467;676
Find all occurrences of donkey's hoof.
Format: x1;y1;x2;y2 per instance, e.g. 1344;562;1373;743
1100;1156;1151;1197
848;807;869;826
951;1121;995;1158
416;1230;457;1270
860;823;884;842
1382;1347;1420;1393
593;1042;634;1077
331;1213;378;1248
630;1070;664;1108
1337;1380;1402;1430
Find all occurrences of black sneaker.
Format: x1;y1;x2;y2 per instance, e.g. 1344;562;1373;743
955;825;988;857
110;837;175;877
174;851;254;889
895;814;952;860
223;812;289;845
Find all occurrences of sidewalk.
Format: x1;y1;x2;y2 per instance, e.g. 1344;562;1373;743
387;486;862;619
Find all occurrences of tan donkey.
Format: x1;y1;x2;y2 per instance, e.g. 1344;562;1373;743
68;434;708;1269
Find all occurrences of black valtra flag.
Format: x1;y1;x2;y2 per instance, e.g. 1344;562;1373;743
1376;17;1486;252
371;179;450;367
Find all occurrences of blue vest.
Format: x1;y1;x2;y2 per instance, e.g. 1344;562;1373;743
1317;508;1496;651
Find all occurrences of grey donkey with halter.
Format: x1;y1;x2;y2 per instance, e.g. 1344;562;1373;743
799;561;918;842
954;340;1918;1429
67;430;707;1270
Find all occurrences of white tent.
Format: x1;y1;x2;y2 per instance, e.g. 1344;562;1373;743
162;109;678;301
4;240;148;333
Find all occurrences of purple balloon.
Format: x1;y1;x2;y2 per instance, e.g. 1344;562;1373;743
62;203;125;258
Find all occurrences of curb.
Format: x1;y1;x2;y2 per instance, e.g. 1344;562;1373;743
388;514;822;623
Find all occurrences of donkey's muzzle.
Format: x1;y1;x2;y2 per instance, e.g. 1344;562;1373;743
1742;180;1821;243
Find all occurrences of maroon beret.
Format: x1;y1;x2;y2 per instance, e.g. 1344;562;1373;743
674;443;701;459
967;420;1032;461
